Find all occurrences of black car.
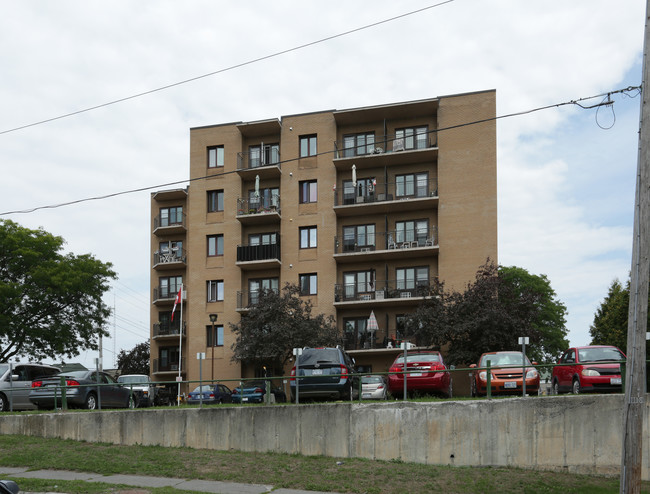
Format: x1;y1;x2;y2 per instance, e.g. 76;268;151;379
29;370;136;410
290;347;359;401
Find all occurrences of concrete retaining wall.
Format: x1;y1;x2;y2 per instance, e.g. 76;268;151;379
0;395;647;479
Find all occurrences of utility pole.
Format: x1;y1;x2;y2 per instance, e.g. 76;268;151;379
620;2;650;492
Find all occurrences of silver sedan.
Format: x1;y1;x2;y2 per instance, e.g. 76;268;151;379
361;375;388;400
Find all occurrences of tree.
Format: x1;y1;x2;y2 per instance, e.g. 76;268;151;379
589;277;650;354
403;260;568;365
116;341;150;375
0;220;116;362
230;283;339;374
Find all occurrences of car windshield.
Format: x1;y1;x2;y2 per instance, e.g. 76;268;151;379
298;349;340;365
191;385;212;393
481;353;531;367
118;376;147;384
0;364;8;378
578;347;625;363
362;376;383;384
394;354;440;364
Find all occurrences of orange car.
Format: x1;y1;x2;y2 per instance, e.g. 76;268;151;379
470;351;539;397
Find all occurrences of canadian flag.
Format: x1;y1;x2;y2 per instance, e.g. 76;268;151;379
171;286;182;321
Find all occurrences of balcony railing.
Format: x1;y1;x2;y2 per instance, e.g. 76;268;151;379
334;227;438;254
237;146;281;170
333;134;437;159
236;288;280;310
153;248;187;268
153;358;185;373
334;278;437;303
237;241;281;262
153;321;186;338
334;178;437;206
237;195;281;216
153;286;182;303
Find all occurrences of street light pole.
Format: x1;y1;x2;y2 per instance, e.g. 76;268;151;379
209;314;218;383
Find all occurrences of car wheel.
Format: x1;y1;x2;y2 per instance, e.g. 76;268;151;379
0;393;7;412
84;393;98;410
571;378;580;395
552;380;560;395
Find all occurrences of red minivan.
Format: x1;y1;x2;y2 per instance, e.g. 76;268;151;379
551;345;625;395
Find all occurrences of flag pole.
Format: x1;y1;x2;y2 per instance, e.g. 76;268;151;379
177;283;183;406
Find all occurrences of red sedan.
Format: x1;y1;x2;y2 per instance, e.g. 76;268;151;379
470;351;540;397
551;345;625;394
388;351;452;398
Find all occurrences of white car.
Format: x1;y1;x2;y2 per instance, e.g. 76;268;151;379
117;374;155;407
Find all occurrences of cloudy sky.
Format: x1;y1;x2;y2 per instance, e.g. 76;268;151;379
0;1;644;368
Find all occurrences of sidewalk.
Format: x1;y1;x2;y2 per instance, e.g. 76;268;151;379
0;467;336;494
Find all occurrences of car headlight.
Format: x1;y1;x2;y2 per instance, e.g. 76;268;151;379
526;369;538;379
478;371;493;381
582;369;600;377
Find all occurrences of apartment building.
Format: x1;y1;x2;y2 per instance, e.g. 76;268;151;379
150;90;497;390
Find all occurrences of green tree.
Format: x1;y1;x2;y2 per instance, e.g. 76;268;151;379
0;220;116;362
116;341;150;375
230;283;339;374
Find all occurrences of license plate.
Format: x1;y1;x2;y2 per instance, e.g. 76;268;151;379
242;397;248;402
362;393;371;398
409;373;423;377
611;378;622;385
312;369;323;375
504;381;517;389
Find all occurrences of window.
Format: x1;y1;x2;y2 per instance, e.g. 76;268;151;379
158;311;181;334
396;172;428;198
299;226;317;249
207;280;224;302
159;276;182;299
207;190;224;212
158;241;183;259
299;273;318;295
206;325;224;347
396;266;429;290
159;206;183;227
248;278;279;306
208;145;224;168
343;132;375;157
395;126;428;150
249;143;279;167
344;317;369;350
342;270;375;299
299;180;318;203
207;234;224;256
249;232;277;245
300;134;317;157
342;177;376;204
395;219;428;245
342;224;375;252
248;187;279;210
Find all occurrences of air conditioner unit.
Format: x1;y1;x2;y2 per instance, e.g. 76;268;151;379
393;138;405;152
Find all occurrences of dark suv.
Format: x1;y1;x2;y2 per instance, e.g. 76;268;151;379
290;347;359;401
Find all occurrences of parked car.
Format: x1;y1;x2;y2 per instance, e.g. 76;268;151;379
0;363;60;411
361;375;388;400
117;374;156;407
551;345;625;395
187;384;233;405
232;380;287;404
29;370;136;410
388;351;452;398
290;347;359;401
470;351;539;396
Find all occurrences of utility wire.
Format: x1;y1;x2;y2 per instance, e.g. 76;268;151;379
0;1;455;137
0;85;640;217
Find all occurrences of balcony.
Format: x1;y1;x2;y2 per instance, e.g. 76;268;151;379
334;278;437;307
333;228;438;263
153;248;187;270
236;289;279;312
153;358;186;375
153;213;187;236
236;241;281;270
333;178;438;217
153;286;185;305
152;322;186;340
332;139;438;171
236;196;281;225
236;146;282;179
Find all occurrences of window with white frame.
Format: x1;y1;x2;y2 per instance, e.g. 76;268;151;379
207;280;224;302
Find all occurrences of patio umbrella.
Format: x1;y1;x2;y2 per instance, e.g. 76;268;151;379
255;174;260;197
367;310;379;348
352;164;357;188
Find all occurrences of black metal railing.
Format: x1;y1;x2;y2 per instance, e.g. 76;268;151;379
237;241;281;262
153;358;186;373
153;321;186;338
333;134;437;159
334;227;438;254
334;278;437;303
237;145;281;170
237;195;281;216
153;248;187;267
153;212;186;230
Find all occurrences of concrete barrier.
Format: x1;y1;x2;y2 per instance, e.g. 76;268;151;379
0;395;647;479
